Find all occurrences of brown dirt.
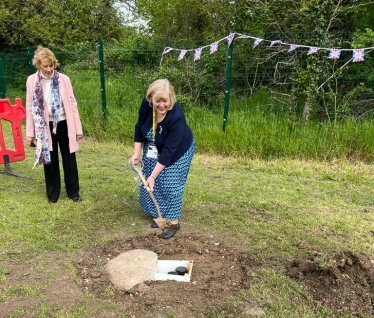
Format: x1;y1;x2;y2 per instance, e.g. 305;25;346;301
2;235;374;317
287;246;374;316
73;233;254;317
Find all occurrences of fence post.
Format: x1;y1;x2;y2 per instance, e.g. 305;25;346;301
0;58;6;98
27;46;35;74
98;39;107;120
222;30;235;132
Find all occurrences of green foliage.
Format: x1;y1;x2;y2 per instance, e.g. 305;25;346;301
0;0;125;49
352;28;374;49
133;0;233;40
0;52;29;91
104;36;163;72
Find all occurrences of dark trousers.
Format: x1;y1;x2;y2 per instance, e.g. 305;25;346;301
44;120;80;200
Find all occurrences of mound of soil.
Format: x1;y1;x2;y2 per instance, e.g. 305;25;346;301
287;249;374;316
74;233;254;317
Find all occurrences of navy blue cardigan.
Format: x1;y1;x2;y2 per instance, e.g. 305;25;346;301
134;97;193;167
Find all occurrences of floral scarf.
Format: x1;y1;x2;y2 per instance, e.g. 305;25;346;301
32;70;61;167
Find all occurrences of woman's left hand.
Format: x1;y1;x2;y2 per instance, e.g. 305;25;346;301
76;134;83;141
145;176;155;192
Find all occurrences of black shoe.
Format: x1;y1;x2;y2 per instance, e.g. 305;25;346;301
170;222;180;231
159;223;180;239
160;231;176;239
49;199;58;204
151;220;159;228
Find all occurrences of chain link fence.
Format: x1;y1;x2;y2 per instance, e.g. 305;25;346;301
1;34;373;134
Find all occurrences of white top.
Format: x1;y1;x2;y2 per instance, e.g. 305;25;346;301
41;72;66;122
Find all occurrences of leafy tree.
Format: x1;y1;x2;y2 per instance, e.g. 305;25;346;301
243;0;374;120
0;0;126;49
118;0;251;41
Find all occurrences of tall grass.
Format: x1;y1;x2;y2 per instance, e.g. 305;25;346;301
4;69;374;162
207;96;374;161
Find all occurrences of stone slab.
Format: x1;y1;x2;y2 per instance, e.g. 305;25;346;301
104;249;158;291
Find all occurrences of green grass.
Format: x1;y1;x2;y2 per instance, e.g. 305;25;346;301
1;140;374;317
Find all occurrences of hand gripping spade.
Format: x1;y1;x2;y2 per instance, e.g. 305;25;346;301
130;159;175;232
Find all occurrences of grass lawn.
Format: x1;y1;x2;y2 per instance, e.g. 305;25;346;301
1;139;374;317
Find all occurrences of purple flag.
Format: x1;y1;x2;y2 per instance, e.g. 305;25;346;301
227;34;234;46
253;38;263;48
307;47;319;55
288;44;298;52
210;42;218;54
194;48;202;61
270;40;282;46
178;50;187;61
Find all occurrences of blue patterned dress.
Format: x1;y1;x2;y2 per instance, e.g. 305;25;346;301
139;128;195;221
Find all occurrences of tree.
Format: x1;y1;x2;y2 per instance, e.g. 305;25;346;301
0;0;125;49
243;0;374;120
117;0;251;42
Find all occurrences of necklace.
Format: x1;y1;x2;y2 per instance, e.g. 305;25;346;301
152;108;166;140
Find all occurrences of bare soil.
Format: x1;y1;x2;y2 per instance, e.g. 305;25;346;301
74;233;254;317
2;234;374;317
287;245;374;316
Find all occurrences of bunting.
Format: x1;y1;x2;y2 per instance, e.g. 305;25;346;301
328;49;341;59
210;42;218;54
160;32;374;66
307;47;319;55
178;50;187;61
163;47;173;54
270;40;282;46
227;34;234;46
194;48;202;61
352;49;365;62
253;38;263;48
288;44;298;52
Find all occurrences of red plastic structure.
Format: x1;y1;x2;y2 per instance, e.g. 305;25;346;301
0;98;26;177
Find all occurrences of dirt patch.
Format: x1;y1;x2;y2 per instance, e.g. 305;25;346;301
74;233;254;317
287;247;374;316
3;234;374;317
0;258;84;318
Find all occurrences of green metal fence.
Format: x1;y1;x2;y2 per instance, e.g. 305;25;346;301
1;34;373;134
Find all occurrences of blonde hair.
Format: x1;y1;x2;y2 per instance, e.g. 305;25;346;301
146;79;176;110
32;46;59;69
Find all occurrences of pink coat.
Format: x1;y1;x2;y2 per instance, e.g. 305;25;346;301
26;72;83;153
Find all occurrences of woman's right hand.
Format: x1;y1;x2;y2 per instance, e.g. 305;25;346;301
26;137;35;147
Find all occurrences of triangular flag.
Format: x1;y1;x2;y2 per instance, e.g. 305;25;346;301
270;40;282;46
210;42;218;54
194;48;202;61
253;38;263;48
288;44;298;52
307;47;319;55
178;50;187;61
227;34;234;46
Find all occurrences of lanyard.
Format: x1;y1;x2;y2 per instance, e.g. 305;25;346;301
152;107;166;140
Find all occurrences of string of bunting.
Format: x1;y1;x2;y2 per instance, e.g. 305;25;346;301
160;32;374;65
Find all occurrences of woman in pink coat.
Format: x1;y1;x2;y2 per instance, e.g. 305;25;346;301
26;46;83;203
